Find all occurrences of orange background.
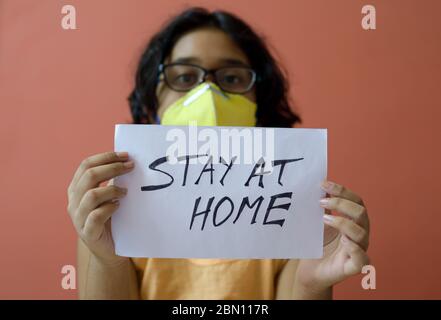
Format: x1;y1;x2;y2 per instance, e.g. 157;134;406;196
1;0;440;299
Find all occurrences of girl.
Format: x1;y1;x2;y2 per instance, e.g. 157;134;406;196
67;7;370;299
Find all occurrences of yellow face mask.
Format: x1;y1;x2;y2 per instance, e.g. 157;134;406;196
160;82;257;127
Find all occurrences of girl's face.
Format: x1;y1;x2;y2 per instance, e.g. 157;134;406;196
156;28;257;119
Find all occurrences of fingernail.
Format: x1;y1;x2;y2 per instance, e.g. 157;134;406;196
123;161;134;169
323;214;334;223
341;235;348;243
117;152;129;158
321;181;334;191
120;187;128;194
319;198;330;207
112;199;120;205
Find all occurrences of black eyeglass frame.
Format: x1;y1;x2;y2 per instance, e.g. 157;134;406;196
157;62;259;94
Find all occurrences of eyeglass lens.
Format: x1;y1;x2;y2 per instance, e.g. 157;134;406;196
163;64;255;93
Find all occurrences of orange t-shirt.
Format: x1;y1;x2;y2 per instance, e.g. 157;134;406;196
131;258;289;299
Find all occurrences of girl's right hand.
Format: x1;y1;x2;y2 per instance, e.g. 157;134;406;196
67;151;134;265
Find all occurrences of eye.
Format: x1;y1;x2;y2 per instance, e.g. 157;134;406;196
223;74;242;84
174;73;198;84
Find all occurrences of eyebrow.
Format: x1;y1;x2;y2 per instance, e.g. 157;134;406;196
171;56;250;67
172;57;200;64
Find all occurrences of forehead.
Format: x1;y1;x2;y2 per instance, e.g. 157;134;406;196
168;28;250;66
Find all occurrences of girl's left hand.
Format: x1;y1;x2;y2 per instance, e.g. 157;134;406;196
295;180;371;291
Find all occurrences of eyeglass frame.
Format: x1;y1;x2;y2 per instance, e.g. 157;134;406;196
157;62;259;94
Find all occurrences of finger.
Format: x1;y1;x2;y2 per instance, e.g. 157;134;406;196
340;236;370;276
321;181;364;206
76;185;127;229
323;223;339;246
320;197;369;231
323;214;369;250
74;161;134;206
68;152;129;196
82;201;119;241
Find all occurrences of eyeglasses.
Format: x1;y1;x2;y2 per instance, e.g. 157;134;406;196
158;63;257;94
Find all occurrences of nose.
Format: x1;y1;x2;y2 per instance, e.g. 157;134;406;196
204;73;216;83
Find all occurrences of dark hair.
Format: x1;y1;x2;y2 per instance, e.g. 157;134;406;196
128;7;301;128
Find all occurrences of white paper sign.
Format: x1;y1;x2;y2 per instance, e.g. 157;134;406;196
112;124;327;259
